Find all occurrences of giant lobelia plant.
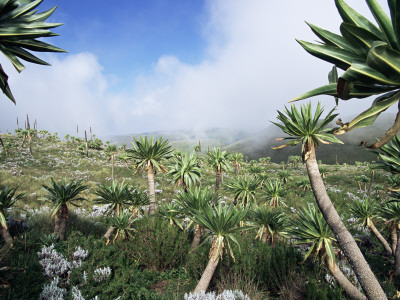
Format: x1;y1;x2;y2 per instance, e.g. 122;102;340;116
273;102;387;299
293;0;400;148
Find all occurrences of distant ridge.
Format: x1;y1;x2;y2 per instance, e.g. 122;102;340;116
106;114;397;164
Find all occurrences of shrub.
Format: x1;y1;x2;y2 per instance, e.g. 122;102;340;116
305;279;346;300
125;216;190;271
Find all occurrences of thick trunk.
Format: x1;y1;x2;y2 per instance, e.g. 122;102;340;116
235;163;239;176
147;165;156;215
57;204;68;241
54;215;60;236
191;224;202;249
215;170;221;191
261;227;268;244
391;224;397;254
369;222;392;256
394;231;400;276
193;252;220;293
326;258;366;300
0;225;13;244
104;226;115;240
271;232;278;248
306;148;386;299
111;154;114;181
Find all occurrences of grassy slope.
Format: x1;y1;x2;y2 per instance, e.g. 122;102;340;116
0;132;389;215
0;132;396;298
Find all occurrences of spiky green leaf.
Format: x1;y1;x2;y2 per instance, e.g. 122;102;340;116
336;90;400;134
366;0;399;50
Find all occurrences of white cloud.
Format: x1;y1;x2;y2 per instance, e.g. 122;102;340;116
0;0;394;136
0;52;113;136
126;0;388;132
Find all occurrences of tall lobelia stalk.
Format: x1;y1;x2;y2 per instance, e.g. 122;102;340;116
105;144;118;181
273;102;386;299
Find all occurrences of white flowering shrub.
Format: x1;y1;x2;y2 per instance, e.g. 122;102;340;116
72;246;89;268
26;205;51;216
39;277;66;300
82;271;88;283
71;286;85;300
93;267;112;282
184;291;217;300
71;286;120;300
38;245;89;278
88;205;110;218
218;290;250;300
37;244;71;278
38;244;96;299
184;290;250;300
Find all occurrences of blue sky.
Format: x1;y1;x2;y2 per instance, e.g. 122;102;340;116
46;1;207;82
0;0;394;137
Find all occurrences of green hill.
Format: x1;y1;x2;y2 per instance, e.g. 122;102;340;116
224;114;396;164
105;113;396;164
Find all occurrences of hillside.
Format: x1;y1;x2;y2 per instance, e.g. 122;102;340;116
108;128;253;149
225;123;384;164
106;113;397;164
0;130;396;299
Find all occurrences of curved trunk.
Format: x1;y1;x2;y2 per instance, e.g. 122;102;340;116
326;258;366;300
147;164;156;215
57;204;69;241
369;222;392;256
193;249;220;293
215;170;221;191
306;147;386;299
104;206;118;241
191;224;202;249
395;230;400;276
104;226;115;240
391;224;397;254
0;225;13;244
